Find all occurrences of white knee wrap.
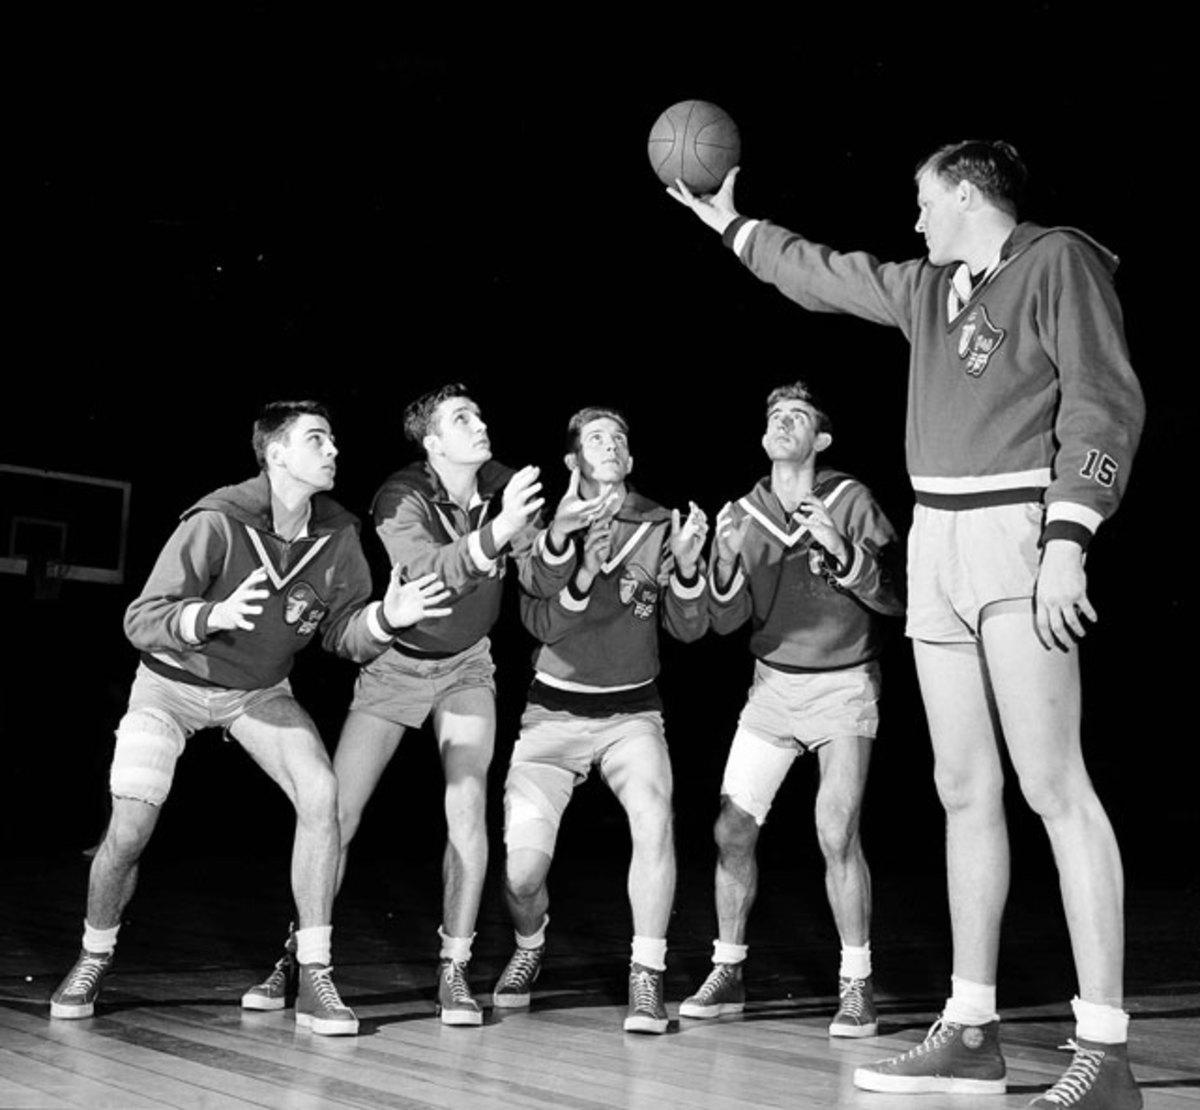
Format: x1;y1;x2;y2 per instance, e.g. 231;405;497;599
503;764;570;855
110;709;186;806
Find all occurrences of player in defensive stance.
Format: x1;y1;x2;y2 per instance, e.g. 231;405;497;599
671;141;1144;1108
242;383;607;1025
678;381;902;1037
491;406;709;1033
50;401;451;1036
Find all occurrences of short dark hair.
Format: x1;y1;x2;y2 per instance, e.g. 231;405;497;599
766;381;832;436
403;383;474;448
916;140;1029;219
252;400;331;470
566;406;630;454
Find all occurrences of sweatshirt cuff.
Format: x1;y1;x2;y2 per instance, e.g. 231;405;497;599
183;602;213;643
469;526;499;573
710;564;745;602
722;217;760;256
671;567;706;600
368;601;399;641
830;544;863;587
1041;520;1093;551
560;581;590;611
538;528;575;566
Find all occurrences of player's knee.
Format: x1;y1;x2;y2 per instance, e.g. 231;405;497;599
624;786;673;844
933;762;1002;815
1016;767;1089;822
109;709;185;807
293;764;338;825
102;802;158;863
715;797;760;854
444;775;487;826
814;802;859;861
504;849;552;899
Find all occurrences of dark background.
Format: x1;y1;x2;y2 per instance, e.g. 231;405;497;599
4;13;1191;937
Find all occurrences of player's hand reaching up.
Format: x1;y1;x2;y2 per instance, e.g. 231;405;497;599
670;501;708;579
549;468;619;548
209;567;270;632
713;502;751;583
573;519;613;594
795;495;851;570
493;465;545;548
382;569;452;630
668;167;741;234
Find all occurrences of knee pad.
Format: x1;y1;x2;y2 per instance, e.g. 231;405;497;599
503;762;573;855
110;709;186;806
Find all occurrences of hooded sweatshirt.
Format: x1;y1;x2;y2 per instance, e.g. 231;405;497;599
729;220;1145;547
125;474;393;689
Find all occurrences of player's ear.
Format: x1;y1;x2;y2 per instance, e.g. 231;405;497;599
815;432;832;454
424;432;441;459
626;455;634;476
564;452;579;473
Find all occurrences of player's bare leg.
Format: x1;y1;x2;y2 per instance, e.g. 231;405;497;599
430;687;494;1025
980;603;1124;1006
814;736;873;947
433;687;495;939
713;797;760;944
85;797;162;930
604;732;676;937
504;847;553;938
234;696;357;1034
914;638;1009;991
332;711;406;892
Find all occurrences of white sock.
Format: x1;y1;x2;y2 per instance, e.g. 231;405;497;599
631;935;667;972
839;943;872;980
1072;995;1130;1044
439;927;475;963
712;939;747;965
295;925;332;966
516;914;548;950
942;975;998;1025
82;921;119;955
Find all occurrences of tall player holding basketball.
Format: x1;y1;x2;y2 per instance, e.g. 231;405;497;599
670;142;1144;1108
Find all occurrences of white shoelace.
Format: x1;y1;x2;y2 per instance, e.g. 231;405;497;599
1039;1040;1105;1105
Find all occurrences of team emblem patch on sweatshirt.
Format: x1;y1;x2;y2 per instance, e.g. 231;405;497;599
618;567;659;620
957;305;1005;377
283;580;329;636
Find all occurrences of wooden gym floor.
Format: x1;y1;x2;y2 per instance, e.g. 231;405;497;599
1;841;1196;1110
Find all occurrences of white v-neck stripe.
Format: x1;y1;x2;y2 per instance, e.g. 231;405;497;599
244;525;331;590
601;521;652;574
739;479;854;548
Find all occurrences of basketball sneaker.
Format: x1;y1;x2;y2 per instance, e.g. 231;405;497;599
240;923;298;1011
437;958;483;1026
294;963;359;1035
1029;1038;1142;1108
50;949;114;1019
679;962;745;1018
623;962;668;1034
492;944;544;1009
829;975;878;1038
853;1017;1006;1094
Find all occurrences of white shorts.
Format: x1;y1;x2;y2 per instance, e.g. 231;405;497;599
724;660;880;824
503;704;668;853
906;501;1042;643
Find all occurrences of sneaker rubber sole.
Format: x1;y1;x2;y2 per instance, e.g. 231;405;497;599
678;999;745;1019
240;990;288;1011
829;1017;878;1038
295;1010;360;1036
623;1014;668;1034
852;1069;1006;1095
492;990;531;1009
49;1000;95;1019
437;1005;483;1027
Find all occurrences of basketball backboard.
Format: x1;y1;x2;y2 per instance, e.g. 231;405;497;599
1;464;131;585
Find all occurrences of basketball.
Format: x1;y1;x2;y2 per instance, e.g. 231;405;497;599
647;100;740;194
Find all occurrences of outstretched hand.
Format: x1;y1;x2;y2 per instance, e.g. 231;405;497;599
550;468;619;546
795;495;851;568
670;501;708;578
383;569;453;630
713;501;751;575
493;465;545;548
667;167;741;234
209;567;270;632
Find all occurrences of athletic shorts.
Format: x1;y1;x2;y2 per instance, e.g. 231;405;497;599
906;502;1042;643
349;637;496;729
126;661;295;742
503;704;667;851
724;662;879;824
